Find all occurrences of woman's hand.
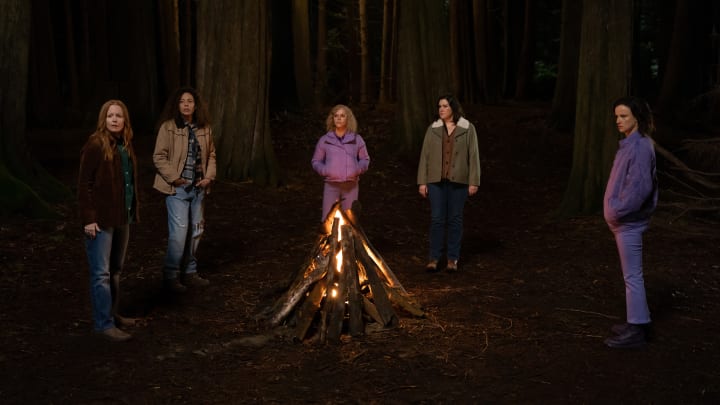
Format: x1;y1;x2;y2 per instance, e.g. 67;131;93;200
418;184;428;198
84;223;100;239
195;178;212;188
172;178;188;187
468;185;478;196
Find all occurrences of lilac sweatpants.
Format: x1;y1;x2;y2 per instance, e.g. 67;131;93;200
609;221;651;325
321;181;359;221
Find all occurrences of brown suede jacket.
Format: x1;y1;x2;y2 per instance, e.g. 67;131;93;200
77;133;140;228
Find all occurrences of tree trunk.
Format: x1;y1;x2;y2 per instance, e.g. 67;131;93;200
514;0;534;100
359;0;369;103
378;0;390;103
473;0;502;103
314;0;328;108
0;0;65;217
388;0;398;102
655;0;691;120
557;0;633;216
549;0;582;130
396;0;451;152
157;0;181;97
292;0;313;107
196;0;281;185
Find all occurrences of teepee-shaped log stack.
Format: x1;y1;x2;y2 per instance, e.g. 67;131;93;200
259;201;424;343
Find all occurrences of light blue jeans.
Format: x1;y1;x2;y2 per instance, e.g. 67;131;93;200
608;220;651;324
427;181;468;262
164;186;205;280
84;224;129;331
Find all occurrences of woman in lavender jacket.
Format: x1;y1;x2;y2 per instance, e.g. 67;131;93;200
311;104;370;221
603;96;658;349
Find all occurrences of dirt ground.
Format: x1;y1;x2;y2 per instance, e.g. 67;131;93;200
1;103;719;404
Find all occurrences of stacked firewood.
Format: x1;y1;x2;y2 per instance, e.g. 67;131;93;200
258;201;424;343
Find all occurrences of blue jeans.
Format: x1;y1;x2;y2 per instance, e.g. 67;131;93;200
608;220;651;324
427;181;468;261
84;225;129;331
164;186;205;280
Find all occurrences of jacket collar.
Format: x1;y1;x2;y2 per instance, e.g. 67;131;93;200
431;117;470;129
326;131;356;142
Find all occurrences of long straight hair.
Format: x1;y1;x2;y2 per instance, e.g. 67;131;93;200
92;99;136;162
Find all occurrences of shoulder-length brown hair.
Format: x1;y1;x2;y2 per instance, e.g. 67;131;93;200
325;104;358;133
93;99;136;162
157;86;212;130
436;94;465;124
612;96;655;137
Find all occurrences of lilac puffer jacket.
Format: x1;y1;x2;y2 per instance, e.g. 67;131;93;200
311;131;370;183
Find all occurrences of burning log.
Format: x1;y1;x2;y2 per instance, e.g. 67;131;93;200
259;201;424;343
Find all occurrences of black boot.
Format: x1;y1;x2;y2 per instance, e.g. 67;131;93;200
604;324;646;348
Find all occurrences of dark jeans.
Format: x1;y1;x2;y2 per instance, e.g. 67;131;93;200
427;181;468;261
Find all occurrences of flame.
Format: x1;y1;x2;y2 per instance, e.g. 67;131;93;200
333;208;345;273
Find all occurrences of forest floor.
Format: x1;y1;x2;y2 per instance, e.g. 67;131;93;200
2;103;719;404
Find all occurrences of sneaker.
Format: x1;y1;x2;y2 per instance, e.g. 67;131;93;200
183;273;210;287
425;260;439;273
604;324;646;349
164;278;188;293
95;327;132;342
446;259;458;272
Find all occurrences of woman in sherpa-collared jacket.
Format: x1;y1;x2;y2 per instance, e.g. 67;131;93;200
417;94;481;273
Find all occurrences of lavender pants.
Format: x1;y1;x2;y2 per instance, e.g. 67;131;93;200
608;220;651;324
320;181;359;221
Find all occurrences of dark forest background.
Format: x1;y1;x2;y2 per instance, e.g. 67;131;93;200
1;0;720;218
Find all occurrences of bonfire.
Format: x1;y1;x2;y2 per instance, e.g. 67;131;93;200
258;201;424;343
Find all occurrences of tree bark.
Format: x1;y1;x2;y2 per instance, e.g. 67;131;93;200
0;0;66;217
514;0;534;100
314;0;328;108
378;0;391;103
473;0;502;103
157;0;181;96
557;0;633;216
291;0;313;107
196;0;281;185
396;0;451;152
359;0;369;103
549;0;582;130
